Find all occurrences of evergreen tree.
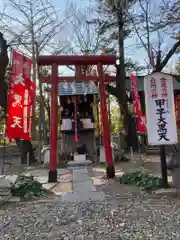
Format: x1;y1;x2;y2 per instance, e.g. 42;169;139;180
94;0;138;149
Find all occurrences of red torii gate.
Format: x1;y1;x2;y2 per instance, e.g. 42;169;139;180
37;55;116;182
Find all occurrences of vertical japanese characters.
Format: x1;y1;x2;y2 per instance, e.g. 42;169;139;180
6;51;36;140
144;72;177;145
151;77;169;142
155;99;169;141
150;77;157;99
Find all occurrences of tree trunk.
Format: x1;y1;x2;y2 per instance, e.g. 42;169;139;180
35;42;49;145
115;15;138;150
116;97;138;151
39;83;49;145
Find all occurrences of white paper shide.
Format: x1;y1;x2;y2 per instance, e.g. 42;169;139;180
144;72;177;145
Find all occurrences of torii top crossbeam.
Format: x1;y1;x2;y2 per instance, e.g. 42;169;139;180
37;55;116;66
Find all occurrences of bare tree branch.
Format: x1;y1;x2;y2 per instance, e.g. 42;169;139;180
129;0;179;73
156;40;180;72
0;0;68;55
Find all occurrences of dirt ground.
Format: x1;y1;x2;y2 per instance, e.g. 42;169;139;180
88;153;171;200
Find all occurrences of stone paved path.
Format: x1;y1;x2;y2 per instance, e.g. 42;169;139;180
58;167;105;202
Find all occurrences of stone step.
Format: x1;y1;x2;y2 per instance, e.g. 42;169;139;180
0;194;12;202
0;191;11;196
59;191;105;202
146;151;160;155
0;178;12;196
67;159;92;167
0;187;11;191
0;178;12;188
146;146;160;155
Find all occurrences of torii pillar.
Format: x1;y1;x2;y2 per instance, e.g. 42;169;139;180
97;63;115;178
49;63;58;182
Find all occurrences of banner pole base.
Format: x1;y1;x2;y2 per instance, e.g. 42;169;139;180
160;145;168;188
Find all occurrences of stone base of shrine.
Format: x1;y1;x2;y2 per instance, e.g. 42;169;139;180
67;159;92;167
74;154;86;162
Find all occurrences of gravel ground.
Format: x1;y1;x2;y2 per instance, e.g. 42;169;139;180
0;152;179;239
0;194;180;240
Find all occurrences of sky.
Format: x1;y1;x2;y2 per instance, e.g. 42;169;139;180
0;0;179;76
54;0;91;9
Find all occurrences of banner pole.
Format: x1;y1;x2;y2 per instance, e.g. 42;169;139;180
2;48;14;175
2;123;6;175
132;92;142;162
160;145;168;188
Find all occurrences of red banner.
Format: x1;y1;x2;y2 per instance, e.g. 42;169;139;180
130;73;146;133
6;51;35;140
175;97;180;129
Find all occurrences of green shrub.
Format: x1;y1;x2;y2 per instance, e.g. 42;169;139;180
120;171;163;191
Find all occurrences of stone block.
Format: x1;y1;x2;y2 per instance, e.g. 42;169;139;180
67;166;88;170
34;176;48;184
58;173;72;183
5;175;18;184
153;188;179;197
171;169;180;187
27;169;48;177
73;169;88;174
68;160;92;167
73;173;89;182
57;169;71;176
0;194;12;202
0;178;12;188
0;189;11;196
74;154;86;162
52;182;72;195
59;133;94;158
91;177;106;186
8;196;21;202
60;191;105;202
73;180;96;192
42;183;57;191
167;152;180;169
100;146;106;163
